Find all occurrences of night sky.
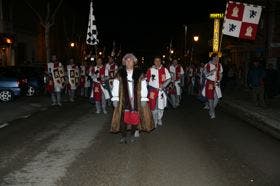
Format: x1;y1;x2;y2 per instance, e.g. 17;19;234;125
70;0;227;55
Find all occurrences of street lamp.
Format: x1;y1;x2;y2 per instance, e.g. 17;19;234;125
70;42;75;47
162;55;166;58
170;49;174;54
6;38;12;44
193;36;199;42
98;51;102;56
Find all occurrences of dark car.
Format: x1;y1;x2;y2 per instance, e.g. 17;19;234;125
0;67;27;102
18;66;45;96
0;66;45;102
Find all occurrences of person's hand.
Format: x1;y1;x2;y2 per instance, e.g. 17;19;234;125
113;101;118;108
141;101;147;107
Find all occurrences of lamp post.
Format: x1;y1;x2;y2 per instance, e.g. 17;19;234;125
191;35;199;65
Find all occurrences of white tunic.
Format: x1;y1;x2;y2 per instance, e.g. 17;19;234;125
111;70;148;102
148;66;171;89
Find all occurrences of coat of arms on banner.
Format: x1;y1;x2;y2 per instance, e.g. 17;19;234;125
222;1;262;40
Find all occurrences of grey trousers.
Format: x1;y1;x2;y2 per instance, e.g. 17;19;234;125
95;93;106;112
208;92;219;117
151;101;164;127
51;91;61;105
69;89;75;101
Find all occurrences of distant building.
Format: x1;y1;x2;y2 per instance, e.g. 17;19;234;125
0;0;41;66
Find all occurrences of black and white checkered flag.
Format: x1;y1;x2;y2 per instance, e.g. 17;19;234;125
86;1;98;45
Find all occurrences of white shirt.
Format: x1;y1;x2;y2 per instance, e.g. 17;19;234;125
111;69;148;102
148;65;171;89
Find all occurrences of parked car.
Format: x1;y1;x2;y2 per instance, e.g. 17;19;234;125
0;66;45;102
18;66;45;96
0;67;27;102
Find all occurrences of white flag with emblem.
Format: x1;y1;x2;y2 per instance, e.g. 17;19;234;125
86;1;98;45
222;1;262;40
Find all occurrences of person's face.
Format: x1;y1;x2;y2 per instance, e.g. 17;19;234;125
108;57;113;64
213;57;219;65
154;58;161;67
52;55;57;62
125;58;134;70
97;58;102;66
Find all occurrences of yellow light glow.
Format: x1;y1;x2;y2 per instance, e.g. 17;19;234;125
170;50;174;54
193;36;199;42
70;42;75;47
213;19;220;53
6;38;12;44
210;13;224;19
99;52;102;55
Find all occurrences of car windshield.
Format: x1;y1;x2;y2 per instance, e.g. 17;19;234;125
0;67;23;78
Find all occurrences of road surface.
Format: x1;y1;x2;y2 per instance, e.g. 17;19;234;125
0;97;280;186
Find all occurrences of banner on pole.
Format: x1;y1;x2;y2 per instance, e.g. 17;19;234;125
222;1;262;40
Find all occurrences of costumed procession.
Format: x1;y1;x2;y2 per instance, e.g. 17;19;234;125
43;0;242;144
44;49;224;144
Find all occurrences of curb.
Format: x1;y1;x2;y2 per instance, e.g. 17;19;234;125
220;99;280;140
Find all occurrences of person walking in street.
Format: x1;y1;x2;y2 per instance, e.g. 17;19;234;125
67;58;78;102
105;56;118;103
47;55;64;106
146;56;171;128
247;60;266;107
89;58;110;114
169;59;184;108
110;53;154;143
202;53;223;119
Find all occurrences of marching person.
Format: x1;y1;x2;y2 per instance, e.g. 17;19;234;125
169;59;184;108
105;56;118;101
111;53;154;143
47;55;64;106
67;58;78;102
202;53;223;119
89;58;110;114
146;56;171;128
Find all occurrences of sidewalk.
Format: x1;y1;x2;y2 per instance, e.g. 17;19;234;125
0;96;51;126
221;88;280;139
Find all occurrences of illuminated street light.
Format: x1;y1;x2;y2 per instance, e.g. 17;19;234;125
193;36;199;42
170;50;174;54
70;42;75;47
98;51;102;55
6;38;12;44
162;55;166;58
90;57;94;61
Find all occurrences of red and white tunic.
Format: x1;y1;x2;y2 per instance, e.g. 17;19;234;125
169;64;184;96
105;63;118;88
146;65;171;110
90;65;106;101
202;62;223;99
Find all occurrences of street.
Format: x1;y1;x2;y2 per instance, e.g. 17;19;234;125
0;97;280;186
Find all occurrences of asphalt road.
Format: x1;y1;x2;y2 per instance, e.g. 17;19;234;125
0;97;280;186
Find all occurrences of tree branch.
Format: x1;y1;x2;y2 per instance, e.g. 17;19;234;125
24;0;45;26
49;0;63;22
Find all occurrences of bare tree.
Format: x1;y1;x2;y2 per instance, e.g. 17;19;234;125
24;0;63;63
